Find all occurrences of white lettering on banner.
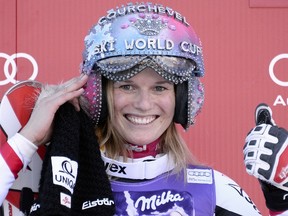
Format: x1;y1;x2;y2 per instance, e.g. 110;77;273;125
51;156;78;193
82;198;115;210
269;53;288;87
0;52;38;85
135;191;184;211
268;53;288;107
273;95;288;106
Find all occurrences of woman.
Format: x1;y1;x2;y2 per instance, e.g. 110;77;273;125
0;2;282;215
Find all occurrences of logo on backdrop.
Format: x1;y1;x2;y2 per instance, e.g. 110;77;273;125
0;52;38;86
269;53;288;106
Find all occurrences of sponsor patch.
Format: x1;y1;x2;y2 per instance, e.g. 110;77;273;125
82;198;115;210
60;192;72;208
51;156;78;193
113;189;194;215
187;168;213;184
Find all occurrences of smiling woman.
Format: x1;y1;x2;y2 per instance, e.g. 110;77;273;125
111;68;175;146
0;1;285;216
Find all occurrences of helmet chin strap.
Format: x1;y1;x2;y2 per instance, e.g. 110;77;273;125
101;152;176;180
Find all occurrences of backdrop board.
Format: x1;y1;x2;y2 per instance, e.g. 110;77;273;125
1;0;288;215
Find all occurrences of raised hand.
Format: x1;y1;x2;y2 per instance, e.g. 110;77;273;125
19;74;88;146
244;103;288;191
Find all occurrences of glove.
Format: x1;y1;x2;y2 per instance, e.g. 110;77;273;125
244;103;288;192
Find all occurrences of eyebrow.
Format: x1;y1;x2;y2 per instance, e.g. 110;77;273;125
155;80;173;85
115;80;173;85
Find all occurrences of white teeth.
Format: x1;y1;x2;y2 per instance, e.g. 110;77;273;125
126;115;156;125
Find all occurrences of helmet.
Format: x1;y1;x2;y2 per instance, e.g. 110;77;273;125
80;2;204;129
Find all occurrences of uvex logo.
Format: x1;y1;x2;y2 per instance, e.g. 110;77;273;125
104;162;127;175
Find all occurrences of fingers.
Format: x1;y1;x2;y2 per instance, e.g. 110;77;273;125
244;124;288;184
60;74;88;93
255;103;276;126
69;97;81;111
20;74;88;146
38;74;88;108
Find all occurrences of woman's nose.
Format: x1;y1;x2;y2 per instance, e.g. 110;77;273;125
134;90;153;111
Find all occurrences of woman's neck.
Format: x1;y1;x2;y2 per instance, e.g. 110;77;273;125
125;138;160;159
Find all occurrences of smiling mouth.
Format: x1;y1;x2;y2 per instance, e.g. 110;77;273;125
125;114;157;125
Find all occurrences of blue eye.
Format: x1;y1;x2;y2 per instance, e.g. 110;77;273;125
155;86;166;91
120;85;133;91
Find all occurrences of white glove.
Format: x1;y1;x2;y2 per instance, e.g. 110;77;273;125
244;103;288;192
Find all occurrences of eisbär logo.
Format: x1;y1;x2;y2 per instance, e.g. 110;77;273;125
0;52;38;85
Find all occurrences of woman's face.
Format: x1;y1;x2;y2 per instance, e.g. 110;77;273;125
112;67;175;145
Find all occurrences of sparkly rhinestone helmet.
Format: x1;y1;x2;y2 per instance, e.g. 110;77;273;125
80;2;205;129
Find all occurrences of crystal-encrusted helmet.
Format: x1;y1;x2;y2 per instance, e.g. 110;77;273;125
80;2;205;129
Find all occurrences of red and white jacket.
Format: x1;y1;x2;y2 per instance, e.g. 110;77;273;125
0;133;37;201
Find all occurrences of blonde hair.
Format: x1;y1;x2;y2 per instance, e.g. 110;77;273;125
96;79;199;172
